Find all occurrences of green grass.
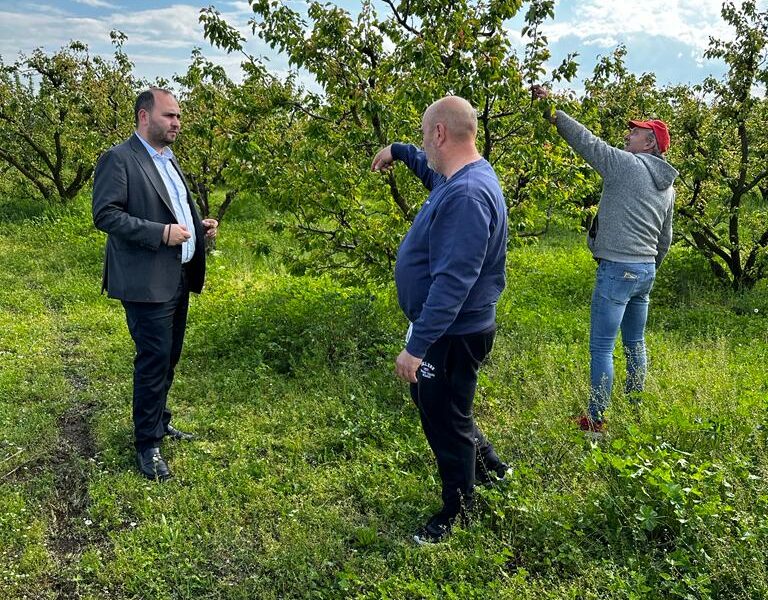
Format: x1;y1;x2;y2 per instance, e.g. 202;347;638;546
1;196;767;599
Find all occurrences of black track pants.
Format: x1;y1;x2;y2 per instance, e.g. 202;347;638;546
409;327;502;515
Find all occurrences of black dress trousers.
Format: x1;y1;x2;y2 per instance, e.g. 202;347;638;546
122;268;190;451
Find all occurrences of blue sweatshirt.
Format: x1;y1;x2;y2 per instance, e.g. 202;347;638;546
392;143;507;358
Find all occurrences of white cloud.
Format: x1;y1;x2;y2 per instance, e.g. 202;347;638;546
5;0;763;89
521;0;768;85
74;0;117;8
0;11;106;58
504;25;525;48
106;5;203;42
544;0;740;53
581;36;619;48
0;3;261;81
24;3;69;16
224;1;254;11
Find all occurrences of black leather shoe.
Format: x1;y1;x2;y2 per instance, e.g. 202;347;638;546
136;447;172;481
165;424;196;441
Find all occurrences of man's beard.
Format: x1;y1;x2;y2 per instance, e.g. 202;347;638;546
426;152;439;173
148;123;177;147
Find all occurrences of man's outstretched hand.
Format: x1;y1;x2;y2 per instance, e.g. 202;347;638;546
371;145;395;172
530;84;556;124
530;84;549;100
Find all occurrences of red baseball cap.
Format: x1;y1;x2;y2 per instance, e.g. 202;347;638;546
628;119;670;153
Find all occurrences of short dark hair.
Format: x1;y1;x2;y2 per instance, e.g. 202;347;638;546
133;87;174;126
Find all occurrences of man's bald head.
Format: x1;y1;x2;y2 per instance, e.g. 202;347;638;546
423;96;478;142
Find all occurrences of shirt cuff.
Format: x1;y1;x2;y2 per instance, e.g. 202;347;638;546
405;335;429;359
390;143;410;162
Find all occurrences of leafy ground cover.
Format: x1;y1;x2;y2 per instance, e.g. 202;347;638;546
2;197;768;599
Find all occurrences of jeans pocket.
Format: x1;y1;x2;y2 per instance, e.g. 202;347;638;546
605;270;640;303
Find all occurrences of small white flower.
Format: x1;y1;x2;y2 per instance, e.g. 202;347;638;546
84;519;93;526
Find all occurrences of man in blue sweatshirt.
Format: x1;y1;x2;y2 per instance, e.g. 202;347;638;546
371;96;508;544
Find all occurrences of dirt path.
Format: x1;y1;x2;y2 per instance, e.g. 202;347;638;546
48;331;101;598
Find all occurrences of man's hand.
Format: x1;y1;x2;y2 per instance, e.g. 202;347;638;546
165;224;192;246
530;84;549;100
530;84;556;124
371;145;395;172
395;348;423;383
202;218;219;240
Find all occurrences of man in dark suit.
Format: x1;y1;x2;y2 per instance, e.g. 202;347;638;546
92;87;218;481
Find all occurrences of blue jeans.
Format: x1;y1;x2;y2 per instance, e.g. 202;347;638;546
589;260;656;421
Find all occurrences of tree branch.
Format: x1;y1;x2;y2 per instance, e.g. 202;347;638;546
0;112;56;173
689;230;731;285
63;164;93;199
742;167;768;196
216;190;237;222
0;147;51;199
383;0;421;37
677;206;733;267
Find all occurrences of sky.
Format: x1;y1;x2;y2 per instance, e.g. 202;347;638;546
0;0;763;93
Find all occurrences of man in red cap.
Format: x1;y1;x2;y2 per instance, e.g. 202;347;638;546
626;119;671;155
531;84;677;436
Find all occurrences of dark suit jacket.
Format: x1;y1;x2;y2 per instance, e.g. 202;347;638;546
92;134;206;302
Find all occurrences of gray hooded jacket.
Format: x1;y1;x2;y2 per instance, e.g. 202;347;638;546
555;110;678;267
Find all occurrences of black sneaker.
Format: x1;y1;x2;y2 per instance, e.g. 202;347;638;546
413;511;459;545
475;461;509;486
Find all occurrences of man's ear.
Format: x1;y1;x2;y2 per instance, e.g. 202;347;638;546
435;122;447;145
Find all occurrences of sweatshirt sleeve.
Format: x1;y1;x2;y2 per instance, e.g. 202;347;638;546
555;110;629;180
655;191;675;268
405;189;491;357
391;143;444;191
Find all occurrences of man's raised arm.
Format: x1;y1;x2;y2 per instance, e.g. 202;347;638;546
371;143;442;191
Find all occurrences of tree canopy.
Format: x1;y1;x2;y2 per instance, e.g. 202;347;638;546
0;33;136;202
0;1;766;288
201;0;584;281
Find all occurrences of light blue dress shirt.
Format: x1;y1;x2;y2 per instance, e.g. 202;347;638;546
135;132;196;264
